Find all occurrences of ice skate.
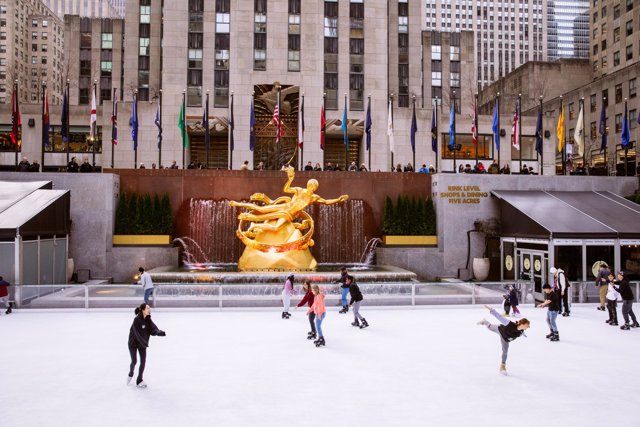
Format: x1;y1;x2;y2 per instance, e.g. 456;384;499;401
136;381;148;388
5;303;12;314
339;306;348;314
307;332;317;340
477;318;488;326
359;318;369;329
550;333;559;342
351;319;360;327
285;312;291;318
610;321;618;326
631;322;640;328
314;336;325;347
499;363;507;376
127;375;133;385
562;312;569;317
620;324;630;330
546;332;554;339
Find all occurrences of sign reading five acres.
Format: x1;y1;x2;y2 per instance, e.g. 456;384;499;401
439;185;489;204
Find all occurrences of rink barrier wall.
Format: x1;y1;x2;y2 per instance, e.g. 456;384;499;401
8;282;639;310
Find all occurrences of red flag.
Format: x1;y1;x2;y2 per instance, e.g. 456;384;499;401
11;85;21;146
471;98;478;145
320;105;325;150
512;104;520;150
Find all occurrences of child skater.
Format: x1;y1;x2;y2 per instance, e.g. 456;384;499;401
605;273;620;326
502;289;511;316
282;273;294;319
477;304;530;375
127;303;166;388
295;280;316;340
508;285;520;317
310;285;326;347
613;271;639;330
347;275;369;329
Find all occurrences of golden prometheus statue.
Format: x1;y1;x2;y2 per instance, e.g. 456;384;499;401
229;166;349;271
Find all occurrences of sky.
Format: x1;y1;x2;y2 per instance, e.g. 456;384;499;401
1;304;639;427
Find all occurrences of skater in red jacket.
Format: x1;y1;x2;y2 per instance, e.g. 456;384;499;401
296;281;316;340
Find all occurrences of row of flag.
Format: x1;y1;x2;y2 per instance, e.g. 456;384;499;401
8;85;640;157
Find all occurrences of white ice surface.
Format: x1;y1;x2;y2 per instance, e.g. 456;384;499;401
1;305;639;427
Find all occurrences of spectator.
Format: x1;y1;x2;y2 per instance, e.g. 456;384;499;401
187;161;196;169
477;162;486;173
17;156;30;172
139;163;146;169
395;163;403;172
67;157;79;172
256;161;265;171
428;164;436;173
488;160;499;174
404;162;414;172
348;161;358;171
151;163;157;169
359;163;368;172
463;164;472;173
458;164;464;173
28;159;40;172
520;164;529;175
325;162;334;171
169;160;179;169
79;157;93;172
240;160;250;171
500;163;511;174
304;161;313;171
159;164;164;169
313;163;322;171
418;164;429;173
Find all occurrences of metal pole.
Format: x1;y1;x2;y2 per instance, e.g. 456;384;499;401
65;80;70;165
41;82;46;169
367;94;371;171
624;99;629;176
474;93;478;169
539;96;544;175
581;97;585;172
434;97;439;173
158;89;162;167
182;90;186;169
14;80;18;169
205;90;210;167
300;92;304;170
452;91;456;173
322;92;326;168
497;92;501;171
133;90;138;168
518;93;522;174
92;81;97;168
111;87;116;169
344;93;348;171
412;95;416;171
229;91;233;169
276;85;281;169
390;94;394;171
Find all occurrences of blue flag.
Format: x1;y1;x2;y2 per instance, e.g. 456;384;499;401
598;104;607;152
621;103;630;148
410;100;417;153
448;102;455;149
250;96;256;151
535;103;543;156
430;106;437;153
131;94;138;151
365;97;372;151
341;96;348;152
492;99;500;150
61;86;69;143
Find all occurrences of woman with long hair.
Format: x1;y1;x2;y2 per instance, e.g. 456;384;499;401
127;303;166;388
310;285;326;347
296;281;316;340
477;304;530;375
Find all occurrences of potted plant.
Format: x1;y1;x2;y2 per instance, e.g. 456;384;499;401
472;217;500;281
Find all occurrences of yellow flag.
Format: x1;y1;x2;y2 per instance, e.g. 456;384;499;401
556;104;565;153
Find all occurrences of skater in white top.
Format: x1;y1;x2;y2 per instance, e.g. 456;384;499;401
281;274;294;319
477;304;530;375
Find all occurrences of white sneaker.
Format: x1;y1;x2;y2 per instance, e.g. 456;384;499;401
136;381;148;389
476;318;488;326
127;375;133;385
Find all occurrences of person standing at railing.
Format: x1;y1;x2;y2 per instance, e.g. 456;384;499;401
295;281;316;340
0;276;12;315
347;275;369;329
310;285;326;347
127;303;166;388
477;304;530;375
537;284;561;342
595;263;611;312
550;267;570;317
613;271;639;330
137;267;154;304
281;274;294;319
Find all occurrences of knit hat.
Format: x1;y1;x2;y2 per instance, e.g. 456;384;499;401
549;267;557;274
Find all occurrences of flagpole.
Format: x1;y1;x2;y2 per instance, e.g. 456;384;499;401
518;93;522;174
603;97;607;174
300;92;304;171
322;92;326;167
205;90;210;167
367;94;371;171
14;80;18;168
92;81;97;168
276;84;281;169
182;90;186;169
561;95;566;175
41;82;46;169
111;88;116;168
412;95;416;171
344;93;348;171
580;96;585;172
452;91;456;173
474;93;478;169
64;80;70;165
158;89;162;167
133;90;138;168
434;96;439;173
229;91;233;170
390;94;394;172
624;98;628;176
497;92;501;172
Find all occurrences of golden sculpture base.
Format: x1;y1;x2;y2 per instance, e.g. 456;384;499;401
237;221;318;271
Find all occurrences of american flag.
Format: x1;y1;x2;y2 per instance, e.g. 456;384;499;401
512;103;520;150
273;95;284;142
111;92;118;145
471;98;478;145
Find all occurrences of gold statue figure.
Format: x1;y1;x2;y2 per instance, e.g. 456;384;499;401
229;166;349;271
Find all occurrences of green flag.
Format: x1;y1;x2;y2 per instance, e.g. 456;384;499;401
178;97;188;148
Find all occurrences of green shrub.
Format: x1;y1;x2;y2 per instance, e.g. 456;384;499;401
381;195;436;235
115;191;173;235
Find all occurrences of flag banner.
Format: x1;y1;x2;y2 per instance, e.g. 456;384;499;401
273;94;284;142
131;94;138;151
179;95;188;148
448;103;455;149
410;100;417;153
365;97;372;151
320;105;326;150
599;104;607;152
621;103;630;148
112;92;118;145
471;99;477;145
203;95;210;150
556;103;565;153
298;95;304;149
42;88;50;150
229;94;235;151
154;96;161;148
250;96;256;151
574;104;584;156
61;86;69;143
341;96;348;152
492;99;500;150
90;86;97;140
388;99;395;153
512;103;520;150
430;106;437;153
535;103;543;156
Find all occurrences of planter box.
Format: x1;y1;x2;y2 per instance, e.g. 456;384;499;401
383;235;438;246
112;235;172;246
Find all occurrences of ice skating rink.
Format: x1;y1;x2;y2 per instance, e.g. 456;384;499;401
1;304;639;427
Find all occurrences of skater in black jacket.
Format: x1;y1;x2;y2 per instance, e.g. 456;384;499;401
347;275;369;329
477;304;530;375
335;267;350;314
613;271;639;330
127;303;166;388
537;284;560;341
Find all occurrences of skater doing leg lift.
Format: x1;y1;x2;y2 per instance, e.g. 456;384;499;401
127;303;166;388
477;304;530;375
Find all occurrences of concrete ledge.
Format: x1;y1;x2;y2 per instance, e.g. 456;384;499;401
113;235;171;245
383;235;438;246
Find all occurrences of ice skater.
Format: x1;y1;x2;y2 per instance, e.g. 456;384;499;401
508;285;520;317
0;276;12;315
127;303;166;388
296;280;316;339
310;285;326;347
550;267;570;317
137;267;154;304
347;275;369;329
477;304;530;375
282;274;294;319
605;273;620;326
502;289;511;316
613;271;639;330
537;284;560;341
335;267;350;314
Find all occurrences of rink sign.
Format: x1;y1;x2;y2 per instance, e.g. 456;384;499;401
439;185;489;204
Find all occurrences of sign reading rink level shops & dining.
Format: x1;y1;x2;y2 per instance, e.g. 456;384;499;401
439;185;489;204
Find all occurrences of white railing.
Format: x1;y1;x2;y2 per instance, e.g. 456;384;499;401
8;281;636;310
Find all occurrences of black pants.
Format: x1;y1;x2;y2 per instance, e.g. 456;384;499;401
308;312;316;334
562;289;570;313
606;299;618;323
621;300;638;325
129;345;147;385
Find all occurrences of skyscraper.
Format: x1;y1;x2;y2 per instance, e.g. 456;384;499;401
547;0;589;60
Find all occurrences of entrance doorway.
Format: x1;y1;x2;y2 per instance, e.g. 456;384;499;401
517;249;547;300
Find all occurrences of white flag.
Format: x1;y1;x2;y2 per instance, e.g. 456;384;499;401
90;86;97;139
573;104;584;157
387;99;395;154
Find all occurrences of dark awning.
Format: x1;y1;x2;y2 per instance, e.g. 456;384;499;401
491;190;640;239
0;181;70;239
